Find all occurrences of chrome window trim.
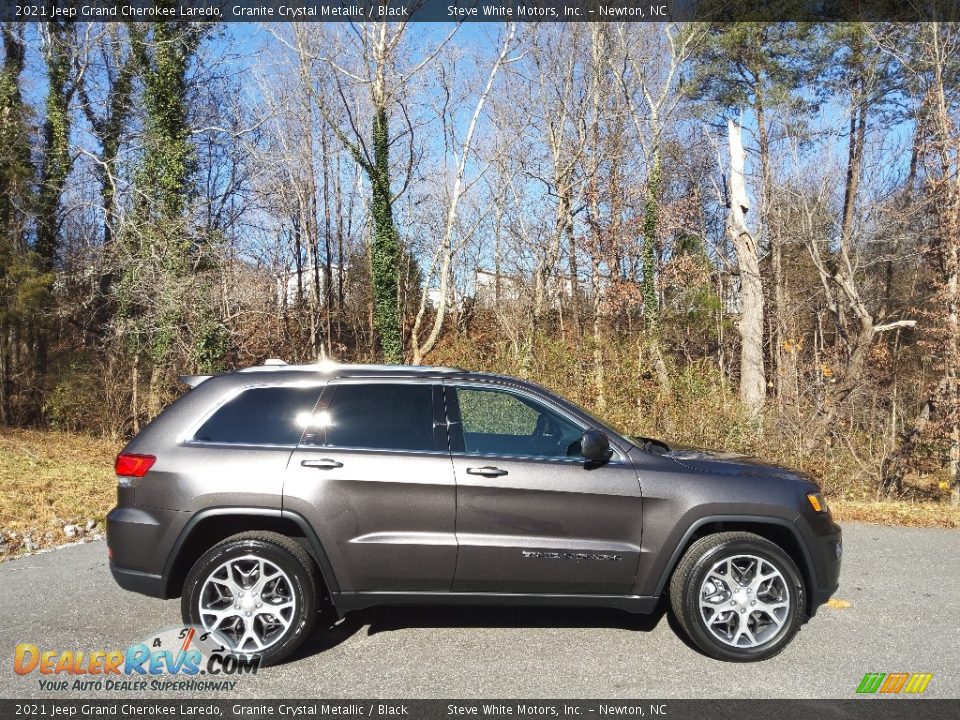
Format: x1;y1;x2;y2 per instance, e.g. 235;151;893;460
295;445;452;457
185;440;298;450
450;451;627;466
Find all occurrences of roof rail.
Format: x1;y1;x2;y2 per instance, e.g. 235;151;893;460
236;361;465;374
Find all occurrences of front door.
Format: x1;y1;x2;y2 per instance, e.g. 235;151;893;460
284;380;457;593
446;382;643;595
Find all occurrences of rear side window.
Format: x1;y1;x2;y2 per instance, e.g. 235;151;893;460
302;383;436;452
193;386;323;445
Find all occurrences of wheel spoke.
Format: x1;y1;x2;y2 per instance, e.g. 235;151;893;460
256;601;294;629
237;621;264;652
706;570;729;588
733;620;756;647
208;573;241;598
725;559;737;585
200;607;239;630
750;563;779;590
708;610;731;627
754;600;788;622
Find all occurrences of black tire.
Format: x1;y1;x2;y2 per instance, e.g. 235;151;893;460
181;531;320;667
669;531;806;662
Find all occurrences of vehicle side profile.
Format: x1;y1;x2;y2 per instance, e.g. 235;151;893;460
107;361;841;664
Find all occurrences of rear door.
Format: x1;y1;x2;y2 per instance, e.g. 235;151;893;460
284;380;457;593
446;382;643;595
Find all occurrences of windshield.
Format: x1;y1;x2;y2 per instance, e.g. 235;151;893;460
557;395;670;454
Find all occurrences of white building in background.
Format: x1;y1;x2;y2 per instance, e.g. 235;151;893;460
426;286;466;311
276;265;340;307
473;268;575;308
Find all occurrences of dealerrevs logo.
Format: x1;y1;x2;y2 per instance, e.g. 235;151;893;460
13;626;258;693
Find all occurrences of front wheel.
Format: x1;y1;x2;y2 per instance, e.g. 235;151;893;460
669;532;806;662
181;531;320;666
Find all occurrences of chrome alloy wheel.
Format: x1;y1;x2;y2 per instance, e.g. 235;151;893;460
698;554;791;649
198;554;297;653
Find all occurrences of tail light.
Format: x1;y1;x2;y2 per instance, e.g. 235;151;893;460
115;453;155;479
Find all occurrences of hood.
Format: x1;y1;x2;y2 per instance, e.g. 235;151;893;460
664;445;818;487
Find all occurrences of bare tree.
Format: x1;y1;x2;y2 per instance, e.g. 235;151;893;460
726;119;766;417
410;23;518;364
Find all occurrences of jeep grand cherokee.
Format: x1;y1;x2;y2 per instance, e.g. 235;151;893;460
107;361;841;664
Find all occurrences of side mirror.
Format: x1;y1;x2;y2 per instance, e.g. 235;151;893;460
581;430;612;464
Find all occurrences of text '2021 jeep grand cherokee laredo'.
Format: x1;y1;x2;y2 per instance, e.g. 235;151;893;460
107;361;841;664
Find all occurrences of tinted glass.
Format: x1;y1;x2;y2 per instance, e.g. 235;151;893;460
193;386;323;445
303;383;436;452
455;387;583;458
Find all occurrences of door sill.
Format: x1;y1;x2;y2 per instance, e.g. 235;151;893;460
330;590;658;615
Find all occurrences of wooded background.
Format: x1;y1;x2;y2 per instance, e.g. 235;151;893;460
2;16;959;505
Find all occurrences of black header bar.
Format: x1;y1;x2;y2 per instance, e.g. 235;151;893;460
5;0;960;23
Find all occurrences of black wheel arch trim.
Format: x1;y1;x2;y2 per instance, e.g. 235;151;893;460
160;506;340;598
653;514;817;601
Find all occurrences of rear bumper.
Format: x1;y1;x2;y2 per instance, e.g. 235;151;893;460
110;563;169;598
106;503;188;599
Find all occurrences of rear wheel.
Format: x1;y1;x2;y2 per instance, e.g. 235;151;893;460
181;531;319;666
669;532;805;662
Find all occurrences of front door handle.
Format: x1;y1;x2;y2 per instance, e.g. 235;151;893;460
466;466;508;478
301;458;343;470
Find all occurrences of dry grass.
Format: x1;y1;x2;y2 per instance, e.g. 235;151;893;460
831;499;960;529
0;428;120;559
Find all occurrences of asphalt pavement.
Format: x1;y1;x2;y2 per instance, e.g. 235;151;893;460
1;523;958;699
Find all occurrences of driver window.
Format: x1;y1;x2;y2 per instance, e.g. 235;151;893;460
455;387;583;458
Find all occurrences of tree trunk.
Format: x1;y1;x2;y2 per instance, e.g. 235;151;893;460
642;147;661;327
131;354;140;434
369;104;403;363
561;183;580;337
945;221;960;505
321;129;334;357
0;321;9;424
34;23;75;402
727;119;766;417
755;97;783;409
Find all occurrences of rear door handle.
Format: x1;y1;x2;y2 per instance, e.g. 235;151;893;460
466;466;508;478
301;459;343;470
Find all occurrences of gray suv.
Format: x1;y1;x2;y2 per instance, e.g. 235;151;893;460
107;362;841;664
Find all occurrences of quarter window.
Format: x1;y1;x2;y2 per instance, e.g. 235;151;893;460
193;386;323;445
302;383;436;452
454;387;584;458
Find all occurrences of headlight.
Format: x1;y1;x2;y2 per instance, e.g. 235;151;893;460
806;492;828;513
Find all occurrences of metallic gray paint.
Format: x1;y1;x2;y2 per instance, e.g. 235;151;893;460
107;363;842;619
284;447;458;592
450;452;642;594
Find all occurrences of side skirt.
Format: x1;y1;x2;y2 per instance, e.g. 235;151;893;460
330;591;659;616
